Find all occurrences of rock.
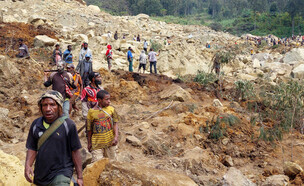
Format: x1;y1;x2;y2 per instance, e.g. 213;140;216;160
284;161;303;177
159;84;192;102
222;138;229;145
99;161;198;185
141;122;150;129
221;155;234;167
28;14;46;24
283;48;304;64
3;15;18;22
34;35;57;47
87;30;95;38
0;107;9;121
262;62;292;76
72;34;88;43
126;136;142;147
237;73;257;81
291;64;304;79
83;159;109;186
0;150;30;185
0;57;20;77
136;13;149;21
213;99;223;107
252;58;260;68
88;5;100;13
80;148;92;169
222;167;256;186
261;175;289;186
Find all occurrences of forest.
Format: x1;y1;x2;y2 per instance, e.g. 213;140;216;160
85;0;304;37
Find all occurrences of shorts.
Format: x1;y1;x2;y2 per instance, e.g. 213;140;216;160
91;146;117;163
138;63;146;70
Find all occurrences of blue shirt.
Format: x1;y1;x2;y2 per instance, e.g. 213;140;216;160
127;50;133;60
63;49;73;63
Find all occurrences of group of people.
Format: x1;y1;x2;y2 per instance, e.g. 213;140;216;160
247;34;304;47
25;41;120;185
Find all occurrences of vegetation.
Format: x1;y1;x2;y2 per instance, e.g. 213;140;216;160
85;0;304;38
193;70;217;86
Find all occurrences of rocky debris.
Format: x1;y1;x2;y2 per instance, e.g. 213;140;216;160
99;161;198;185
261;175;289;186
0;56;20;77
222;167;256;186
126;135;142;147
0;107;9;121
34;35;57;47
283;48;304;64
213;99;223;107
291;64;304;79
80;148;92;169
87;5;100;13
283;161;303;177
83;158;109;186
136;14;149;21
159;84;192;102
72;34;89;43
0;150;30;185
221;155;234;167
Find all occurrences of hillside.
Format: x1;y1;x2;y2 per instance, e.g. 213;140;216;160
0;0;304;185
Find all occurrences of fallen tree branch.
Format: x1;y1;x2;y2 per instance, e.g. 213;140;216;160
144;100;174;120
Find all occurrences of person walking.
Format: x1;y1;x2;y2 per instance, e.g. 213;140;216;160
105;45;113;71
127;47;133;72
76;53;93;87
44;61;76;117
138;50;147;73
87;90;119;162
52;44;62;65
79;42;92;62
66;64;82;115
25;90;83;186
148;48;159;74
143;40;148;53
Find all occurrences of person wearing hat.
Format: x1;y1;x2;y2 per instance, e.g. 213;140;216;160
44;61;76;117
76;53;93;87
67;64;82;114
127;47;133;72
24;90;83;186
79;42;92;62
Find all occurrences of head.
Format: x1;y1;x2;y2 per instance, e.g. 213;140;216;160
89;72;102;86
83;42;88;49
57;60;65;73
128;47;132;51
150;48;153;51
97;90;110;108
55;44;60;50
66;63;75;74
141;50;145;54
85;53;91;61
38;90;64;123
18;38;23;45
67;45;72;51
107;45;112;49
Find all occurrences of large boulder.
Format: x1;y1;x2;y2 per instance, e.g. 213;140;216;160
136;13;149;21
0;150;30;185
72;34;89;43
262;62;292;76
291;64;304;79
0;56;20;77
222;167;256;186
261;175;289;186
34;35;57;47
284;161;303;177
0;107;9;121
88;5;100;13
99;161;197;185
283;48;304;64
159;84;192;102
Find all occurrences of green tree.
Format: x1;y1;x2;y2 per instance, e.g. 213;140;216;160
285;0;304;36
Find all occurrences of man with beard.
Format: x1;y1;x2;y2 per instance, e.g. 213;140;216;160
78;42;92;62
44;61;76;117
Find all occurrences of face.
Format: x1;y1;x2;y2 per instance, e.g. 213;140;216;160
85;57;90;61
57;61;65;72
67;67;74;73
94;75;102;85
68;46;72;50
41;98;59;123
84;43;88;49
98;94;111;108
55;45;60;50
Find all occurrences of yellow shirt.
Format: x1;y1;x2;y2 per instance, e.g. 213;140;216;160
43;120;50;129
87;106;119;150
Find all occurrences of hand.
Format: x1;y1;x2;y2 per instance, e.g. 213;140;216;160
24;166;34;183
77;178;84;186
44;71;49;76
88;143;92;152
112;137;118;146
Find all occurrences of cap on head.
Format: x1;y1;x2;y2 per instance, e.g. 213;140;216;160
38;90;64;108
57;60;65;71
89;71;100;82
67;63;75;68
85;53;91;58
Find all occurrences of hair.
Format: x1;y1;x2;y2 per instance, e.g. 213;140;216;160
150;48;153;51
39;98;63;116
89;71;99;82
18;38;23;42
55;44;60;47
97;90;110;100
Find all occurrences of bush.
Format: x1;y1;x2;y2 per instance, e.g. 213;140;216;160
194;70;217;86
150;40;162;52
209;22;222;31
234;80;255;101
208;114;240;140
